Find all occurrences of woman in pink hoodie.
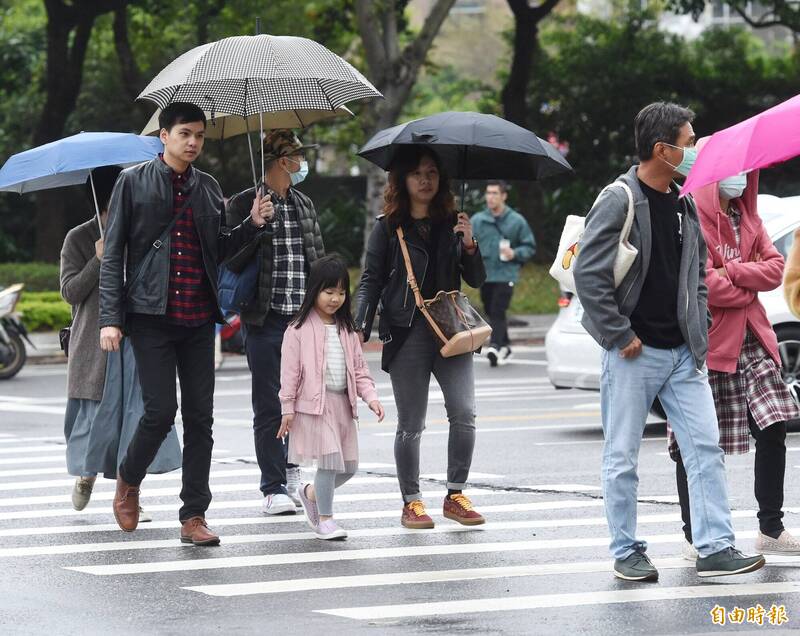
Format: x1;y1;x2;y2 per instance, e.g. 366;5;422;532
669;138;800;558
277;255;384;540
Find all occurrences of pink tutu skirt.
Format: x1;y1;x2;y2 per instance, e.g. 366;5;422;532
288;391;359;473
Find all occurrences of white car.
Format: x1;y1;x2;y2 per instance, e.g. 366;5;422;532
545;194;800;405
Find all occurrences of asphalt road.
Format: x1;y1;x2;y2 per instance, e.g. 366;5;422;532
0;347;798;635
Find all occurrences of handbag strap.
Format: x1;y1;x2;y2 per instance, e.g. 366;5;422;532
596;181;636;242
396;226;424;309
127;198;192;291
396;227;449;345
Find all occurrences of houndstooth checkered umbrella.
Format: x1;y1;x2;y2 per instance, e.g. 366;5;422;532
137;35;382;117
141;105;354;140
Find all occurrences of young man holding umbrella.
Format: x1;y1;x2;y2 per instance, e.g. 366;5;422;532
99;102;272;543
225;130;325;515
573;102;764;581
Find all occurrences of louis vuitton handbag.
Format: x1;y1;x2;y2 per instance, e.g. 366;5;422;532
396;227;492;357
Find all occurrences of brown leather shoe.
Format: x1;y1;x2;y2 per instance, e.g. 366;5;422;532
180;516;221;546
113;476;140;532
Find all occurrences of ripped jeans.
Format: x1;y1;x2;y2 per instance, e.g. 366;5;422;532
388;318;476;503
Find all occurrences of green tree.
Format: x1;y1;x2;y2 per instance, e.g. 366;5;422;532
525;12;800;259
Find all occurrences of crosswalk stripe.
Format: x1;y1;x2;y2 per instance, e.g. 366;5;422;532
0;436;64;444
0;445;65;455
0;477;415;506
0;455;66;466
0;468;412;492
374;421;601;437
184;554;800;597
14;514;784;559
0;520;595;558
0;488;505;520
64;531;777;576
0;499;604;528
315;582;800;620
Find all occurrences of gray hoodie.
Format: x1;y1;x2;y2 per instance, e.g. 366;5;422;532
573;165;709;369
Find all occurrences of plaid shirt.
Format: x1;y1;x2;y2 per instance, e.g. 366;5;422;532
163;158;214;326
269;190;306;315
667;205;797;456
668;331;798;457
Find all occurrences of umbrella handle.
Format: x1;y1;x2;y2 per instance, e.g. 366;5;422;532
89;171;104;241
244;117;259;192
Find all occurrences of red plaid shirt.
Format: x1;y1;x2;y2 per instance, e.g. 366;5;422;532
162;158;214;326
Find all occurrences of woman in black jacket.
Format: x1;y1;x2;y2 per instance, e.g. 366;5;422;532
355;146;486;530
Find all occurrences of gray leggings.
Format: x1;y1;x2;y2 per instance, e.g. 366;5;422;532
388;318;476;503
314;460;358;516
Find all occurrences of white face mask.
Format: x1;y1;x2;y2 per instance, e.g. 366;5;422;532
285;157;309;186
719;173;747;200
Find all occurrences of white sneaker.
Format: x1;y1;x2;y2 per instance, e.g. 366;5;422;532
315;518;347;540
755;530;800;555
286;466;302;507
71;476;95;511
262;493;296;515
485;347;499;367
682;539;699;562
138;506;152;523
497;346;513;366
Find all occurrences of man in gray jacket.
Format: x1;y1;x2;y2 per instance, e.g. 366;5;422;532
574;102;764;581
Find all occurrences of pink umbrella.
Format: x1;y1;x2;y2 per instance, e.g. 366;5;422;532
681;93;800;197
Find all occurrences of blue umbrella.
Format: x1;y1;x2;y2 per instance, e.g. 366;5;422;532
0;132;163;238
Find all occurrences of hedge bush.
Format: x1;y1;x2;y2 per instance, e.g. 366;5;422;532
17;297;72;332
0;262;60;292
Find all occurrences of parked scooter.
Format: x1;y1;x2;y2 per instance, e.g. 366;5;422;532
0;284;33;379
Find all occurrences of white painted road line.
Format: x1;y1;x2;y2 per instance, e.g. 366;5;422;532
0;488;504;520
64;531;779;576
0;455;66;466
0;445;65;455
0;477;411;506
0;500;607;532
185;554;800;597
315;582;800;620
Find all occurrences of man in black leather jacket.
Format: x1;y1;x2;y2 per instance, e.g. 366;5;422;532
99;102;271;543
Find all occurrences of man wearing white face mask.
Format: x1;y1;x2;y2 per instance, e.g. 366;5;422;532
666;137;800;558
574;103;764;582
225;130;325;515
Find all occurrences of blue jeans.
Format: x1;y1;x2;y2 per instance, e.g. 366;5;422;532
242;313;295;496
600;343;735;559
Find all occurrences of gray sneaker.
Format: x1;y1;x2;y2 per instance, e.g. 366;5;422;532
696;547;765;578
613;550;658;582
71;476;95;511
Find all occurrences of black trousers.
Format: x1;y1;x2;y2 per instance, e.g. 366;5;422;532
120;315;215;522
242;312;296;497
676;413;787;541
480;281;514;349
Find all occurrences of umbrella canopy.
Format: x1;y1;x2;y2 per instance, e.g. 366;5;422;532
358;111;573;180
681;93;800;196
141;105;354;140
137;34;382;116
0;132;163;194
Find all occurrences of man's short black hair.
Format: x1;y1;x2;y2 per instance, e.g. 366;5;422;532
158;102;207;132
486;180;508;194
634;102;695;161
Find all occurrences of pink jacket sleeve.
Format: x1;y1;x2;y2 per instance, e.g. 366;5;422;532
706;253;756;308
724;226;784;292
350;332;379;405
279;326;302;416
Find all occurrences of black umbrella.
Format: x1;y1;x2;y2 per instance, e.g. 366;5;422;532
358;112;573;194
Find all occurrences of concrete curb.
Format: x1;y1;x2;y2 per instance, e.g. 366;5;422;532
25;314;557;364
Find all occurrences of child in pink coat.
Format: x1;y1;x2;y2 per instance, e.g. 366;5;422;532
278;255;384;540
